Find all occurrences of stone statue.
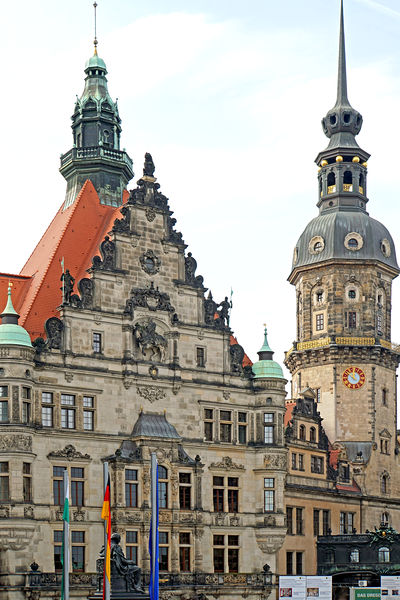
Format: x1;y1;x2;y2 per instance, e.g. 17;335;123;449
218;296;232;327
98;532;145;595
143;152;155;177
61;269;75;304
204;292;217;325
134;321;168;362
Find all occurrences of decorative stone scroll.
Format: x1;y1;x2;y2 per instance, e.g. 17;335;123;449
47;444;91;461
209;456;245;470
91;236;116;271
137;386;166;404
124;282;175;317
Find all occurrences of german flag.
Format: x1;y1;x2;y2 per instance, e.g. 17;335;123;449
101;475;111;599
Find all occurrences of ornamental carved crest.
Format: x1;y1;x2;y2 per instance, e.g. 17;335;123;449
47;445;91;461
124;282;175;317
140;250;161;275
209;456;245;470
137;386;166;404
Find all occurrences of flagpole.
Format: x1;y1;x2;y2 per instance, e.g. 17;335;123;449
150;452;159;600
62;469;70;600
103;462;111;600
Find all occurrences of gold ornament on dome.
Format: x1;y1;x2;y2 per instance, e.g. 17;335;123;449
336;155;343;162
362;162;368;167
321;160;328;167
352;156;360;163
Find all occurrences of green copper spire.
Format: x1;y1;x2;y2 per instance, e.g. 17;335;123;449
252;325;284;380
0;284;32;347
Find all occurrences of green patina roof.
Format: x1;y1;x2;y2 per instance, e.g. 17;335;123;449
85;52;107;73
0;324;32;348
0;286;32;348
252;327;284;380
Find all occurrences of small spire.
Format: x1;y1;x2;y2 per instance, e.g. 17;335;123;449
93;2;98;55
336;0;348;107
1;282;19;322
257;324;274;360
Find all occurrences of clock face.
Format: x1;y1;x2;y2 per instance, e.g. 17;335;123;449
342;366;366;390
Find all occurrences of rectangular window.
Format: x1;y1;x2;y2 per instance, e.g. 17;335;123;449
22;387;31;399
42;392;53;403
220;410;232;442
23;462;32;502
179;473;191;510
298;454;304;471
159;468;168;509
196;347;205;367
71;531;85;572
61;394;75;406
316;388;321;403
286;507;293;535
264;413;274;444
0;462;9;501
83;411;93;431
322;510;330;535
291;453;297;470
348;311;357;328
61;408;75;429
286;551;293;575
296;552;303;575
125;469;138;508
228;535;239;573
238;412;247;444
296;507;304;535
22;402;31;424
54;530;63;571
159;532;169;571
213;476;224;512
227;477;239;513
71;467;84;507
340;511;354;534
53;466;66;505
316;313;324;331
179;532;191;571
204;409;213;441
83;396;94;407
264;478;274;512
93;332;102;353
42;406;53;427
0;401;8;422
313;509;320;537
311;456;324;474
0;386;8;398
213;547;224;573
126;531;138;564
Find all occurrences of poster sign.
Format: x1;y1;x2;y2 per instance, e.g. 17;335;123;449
353;589;381;600
279;576;306;600
306;576;332;600
382;576;400;598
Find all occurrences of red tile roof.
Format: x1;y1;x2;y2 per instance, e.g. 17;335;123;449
230;335;253;366
284;400;296;426
336;480;361;493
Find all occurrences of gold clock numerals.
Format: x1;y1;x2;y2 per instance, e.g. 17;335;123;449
342;366;366;390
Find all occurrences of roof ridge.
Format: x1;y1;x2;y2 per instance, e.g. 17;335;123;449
19;180;92;326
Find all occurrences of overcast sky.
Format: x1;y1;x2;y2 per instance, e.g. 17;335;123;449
1;0;400;383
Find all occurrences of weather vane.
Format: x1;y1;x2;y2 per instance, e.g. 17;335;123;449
93;2;98;54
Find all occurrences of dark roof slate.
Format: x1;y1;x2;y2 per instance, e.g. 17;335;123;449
132;412;181;439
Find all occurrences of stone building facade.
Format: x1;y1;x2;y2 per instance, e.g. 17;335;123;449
0;43;287;600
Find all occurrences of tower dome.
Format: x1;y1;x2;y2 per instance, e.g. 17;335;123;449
0;285;32;348
290;0;398;281
252;327;284;380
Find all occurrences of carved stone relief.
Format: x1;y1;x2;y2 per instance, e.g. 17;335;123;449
137;386;166;404
209;456;245;470
0;434;32;452
47;445;91;461
140;250;161;275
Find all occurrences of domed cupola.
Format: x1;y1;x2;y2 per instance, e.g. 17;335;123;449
252;327;285;380
0;285;32;348
290;0;399;281
60;36;134;209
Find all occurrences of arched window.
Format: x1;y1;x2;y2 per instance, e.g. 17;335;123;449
343;171;353;191
310;427;316;443
347;238;359;249
158;466;168;508
299;425;306;441
350;548;359;563
348;289;356;299
381;472;389;494
327;172;336;194
381;512;390;527
325;549;335;564
378;547;390;563
319;179;323;197
103;129;110;146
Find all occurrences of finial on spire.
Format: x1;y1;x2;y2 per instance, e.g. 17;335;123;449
93;2;98;55
336;0;348;106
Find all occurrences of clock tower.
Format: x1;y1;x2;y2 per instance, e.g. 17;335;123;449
285;2;400;503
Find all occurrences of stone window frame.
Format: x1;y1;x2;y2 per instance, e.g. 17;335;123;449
71;529;86;572
178;531;192;572
92;331;103;354
50;463;89;507
0;461;9;501
263;477;275;512
212;533;239;574
203;407;214;441
311;455;324;474
159;530;170;571
23;461;33;503
344;232;363;251
212;475;239;514
178;471;192;510
125;467;139;508
125;530;140;565
195;346;206;368
308;236;325;255
0;385;9;423
237;411;248;445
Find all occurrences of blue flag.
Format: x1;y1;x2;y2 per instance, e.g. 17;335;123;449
149;454;159;600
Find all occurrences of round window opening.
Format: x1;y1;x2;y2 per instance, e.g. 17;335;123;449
348;290;356;299
344;232;363;251
309;236;325;255
381;239;391;258
348;238;358;248
314;242;323;252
